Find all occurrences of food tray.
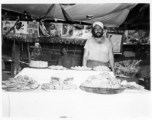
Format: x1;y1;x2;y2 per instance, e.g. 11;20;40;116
71;68;92;71
79;85;125;94
2;85;40;92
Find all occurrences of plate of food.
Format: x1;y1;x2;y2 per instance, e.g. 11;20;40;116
93;65;111;71
48;65;67;70
120;80;145;90
41;81;77;91
41;74;77;91
71;66;92;71
2;85;40;92
2;75;40;92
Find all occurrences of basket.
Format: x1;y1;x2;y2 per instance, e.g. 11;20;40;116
79;86;125;94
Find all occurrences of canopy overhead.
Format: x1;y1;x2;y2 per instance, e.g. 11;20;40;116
2;3;137;27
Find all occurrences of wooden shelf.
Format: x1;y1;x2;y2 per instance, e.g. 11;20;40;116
41;49;82;52
3;71;11;74
123;43;150;45
68;50;82;52
48;60;58;61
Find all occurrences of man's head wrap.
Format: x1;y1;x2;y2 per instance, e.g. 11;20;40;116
92;21;104;38
93;22;104;28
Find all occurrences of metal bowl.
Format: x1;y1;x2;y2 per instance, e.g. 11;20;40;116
79;85;125;94
29;66;48;69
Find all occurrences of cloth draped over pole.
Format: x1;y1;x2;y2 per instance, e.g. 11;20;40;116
60;4;73;23
2;3;137;27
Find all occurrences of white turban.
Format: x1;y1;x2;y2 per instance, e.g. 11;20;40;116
93;22;104;28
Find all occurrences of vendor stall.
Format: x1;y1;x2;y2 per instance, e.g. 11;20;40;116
2;3;151;119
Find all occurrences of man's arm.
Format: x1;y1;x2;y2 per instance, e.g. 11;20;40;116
58;57;62;66
83;49;89;66
109;40;115;75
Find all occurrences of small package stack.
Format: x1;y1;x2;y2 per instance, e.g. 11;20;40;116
41;73;77;90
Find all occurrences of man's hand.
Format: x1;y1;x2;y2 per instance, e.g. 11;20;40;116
83;49;89;66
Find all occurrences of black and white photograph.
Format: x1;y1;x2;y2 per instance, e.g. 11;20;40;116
1;1;151;120
2;20;16;34
108;33;123;53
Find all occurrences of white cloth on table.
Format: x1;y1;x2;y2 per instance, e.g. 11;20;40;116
2;90;151;118
2;68;151;118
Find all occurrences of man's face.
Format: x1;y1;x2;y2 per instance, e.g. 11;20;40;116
50;24;55;30
62;48;67;55
92;25;104;38
35;43;40;48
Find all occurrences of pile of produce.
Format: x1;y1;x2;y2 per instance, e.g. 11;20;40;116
81;72;144;91
81;72;121;89
115;60;141;78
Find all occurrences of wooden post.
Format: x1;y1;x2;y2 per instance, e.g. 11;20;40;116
15;42;20;75
27;42;31;63
11;40;21;77
74;44;77;56
11;40;15;76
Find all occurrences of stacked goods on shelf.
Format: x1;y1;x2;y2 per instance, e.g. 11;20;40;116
29;60;48;68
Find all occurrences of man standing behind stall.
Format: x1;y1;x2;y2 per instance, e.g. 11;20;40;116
58;48;75;69
83;21;115;75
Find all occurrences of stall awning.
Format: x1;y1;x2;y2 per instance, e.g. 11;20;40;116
2;3;137;27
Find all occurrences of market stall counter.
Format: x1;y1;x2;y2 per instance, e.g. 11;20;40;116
2;67;151;118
